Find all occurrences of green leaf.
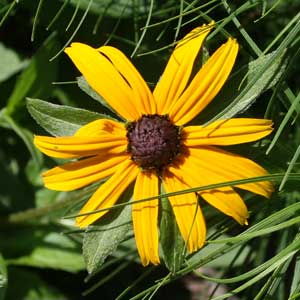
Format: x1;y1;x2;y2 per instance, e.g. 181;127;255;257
0;110;43;166
111;238;139;263
27;98;114;136
5;268;63;300
0;141;33;213
0;43;28;82
160;192;185;273
210;50;288;121
6;33;59;117
189;239;250;269
25;158;44;186
212;250;297;300
289;252;300;298
173;202;300;280
0;254;7;300
69;0;154;18
254;256;293;300
8;232;85;273
34;188;60;208
83;189;133;275
77;76;120;117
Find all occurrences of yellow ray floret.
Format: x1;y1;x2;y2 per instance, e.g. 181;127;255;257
169;38;239;125
76;159;139;228
133;171;160;266
184;118;273;146
34;118;128;158
163;171;206;252
65;43;155;121
75;119;127;137
34;135;127;159
42;153;129;191
99;46;156;115
154;22;214;114
171;147;273;199
200;187;249;225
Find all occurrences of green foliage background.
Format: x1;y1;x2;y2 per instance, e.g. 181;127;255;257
1;0;300;299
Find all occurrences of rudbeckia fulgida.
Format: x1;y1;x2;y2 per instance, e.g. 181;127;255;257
34;23;273;266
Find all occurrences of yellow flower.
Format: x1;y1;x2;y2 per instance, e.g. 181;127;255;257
34;23;273;266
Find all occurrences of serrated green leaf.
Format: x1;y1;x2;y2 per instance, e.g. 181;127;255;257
6;33;59;117
0;43;28;82
160;191;185;273
83;189;133;275
210;50;287;121
0;254;7;300
27;98;114;136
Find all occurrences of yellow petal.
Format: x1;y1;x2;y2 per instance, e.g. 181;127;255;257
76;159;139;227
42;153;129;191
34;135;127;159
65;43;147;121
173;147;273;198
184;118;273;146
170;161;249;225
133;170;160;266
163;171;206;253
75;118;126;137
99;46;156;115
154;22;214;115
200;187;249;225
169;38;239;125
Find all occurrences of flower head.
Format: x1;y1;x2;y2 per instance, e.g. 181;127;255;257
34;23;273;266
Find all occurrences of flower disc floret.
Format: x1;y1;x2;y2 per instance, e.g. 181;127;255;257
127;115;181;171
